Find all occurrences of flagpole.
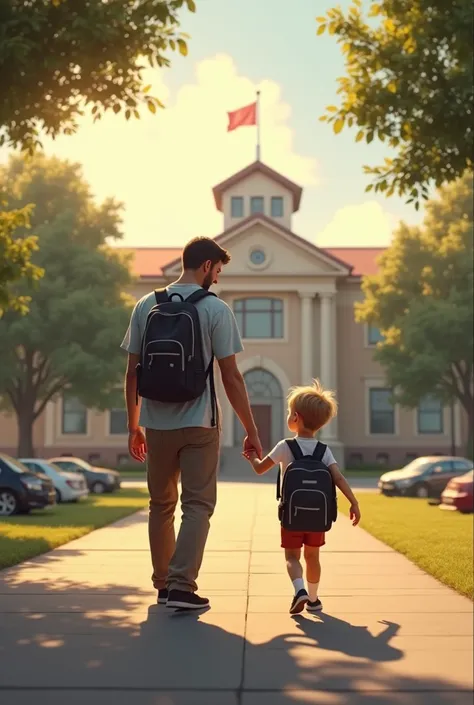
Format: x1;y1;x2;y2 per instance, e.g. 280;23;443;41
256;90;261;161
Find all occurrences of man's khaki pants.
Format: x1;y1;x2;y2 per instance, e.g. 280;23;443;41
146;426;220;593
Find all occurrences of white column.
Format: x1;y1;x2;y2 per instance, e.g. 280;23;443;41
44;400;56;448
319;292;338;440
299;292;314;384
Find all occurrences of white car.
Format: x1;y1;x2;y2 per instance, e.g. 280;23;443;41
20;458;89;503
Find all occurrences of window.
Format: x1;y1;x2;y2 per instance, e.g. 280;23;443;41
417;395;443;434
249;248;266;266
271;196;284;218
233;297;283;339
109;408;128;435
62;395;87;434
453;459;471;471
376;452;390;466
250;196;264;214
349;453;363;467
231;196;244;218
431;460;454;474
367;325;384;345
88;453;100;465
406;453;418;463
369;388;395;434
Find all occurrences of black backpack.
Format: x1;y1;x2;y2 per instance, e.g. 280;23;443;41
277;439;337;532
136;288;218;426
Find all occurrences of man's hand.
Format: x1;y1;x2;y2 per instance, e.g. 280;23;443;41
128;428;147;463
243;431;263;460
349;502;361;526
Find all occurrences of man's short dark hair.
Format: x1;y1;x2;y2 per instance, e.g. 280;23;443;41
182;237;231;270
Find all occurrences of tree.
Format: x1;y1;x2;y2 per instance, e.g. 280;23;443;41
0;205;43;316
0;155;134;456
355;172;473;454
0;0;196;151
317;0;473;205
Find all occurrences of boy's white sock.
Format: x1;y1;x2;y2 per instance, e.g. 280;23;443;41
308;582;319;601
292;578;306;594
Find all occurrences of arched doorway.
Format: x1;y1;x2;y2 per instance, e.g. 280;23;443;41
234;368;284;452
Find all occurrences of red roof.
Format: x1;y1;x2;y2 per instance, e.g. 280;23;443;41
324;248;385;277
122;248;181;277
118;244;385;279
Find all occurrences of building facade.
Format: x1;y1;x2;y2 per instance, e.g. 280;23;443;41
0;161;466;468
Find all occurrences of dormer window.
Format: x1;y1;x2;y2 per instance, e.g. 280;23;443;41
250;196;264;214
271;196;283;218
231;196;244;218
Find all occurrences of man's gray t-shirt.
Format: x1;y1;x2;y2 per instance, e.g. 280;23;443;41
121;284;243;430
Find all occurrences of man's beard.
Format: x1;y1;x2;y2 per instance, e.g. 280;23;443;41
202;271;214;290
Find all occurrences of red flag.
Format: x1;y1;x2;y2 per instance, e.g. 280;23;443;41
227;101;257;131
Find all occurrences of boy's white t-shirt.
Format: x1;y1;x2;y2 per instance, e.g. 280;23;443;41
269;437;337;478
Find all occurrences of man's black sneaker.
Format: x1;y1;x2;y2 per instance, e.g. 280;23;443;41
166;589;210;610
157;589;168;604
289;589;309;614
307;598;323;613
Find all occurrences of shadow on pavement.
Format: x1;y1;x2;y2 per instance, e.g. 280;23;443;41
0;559;471;704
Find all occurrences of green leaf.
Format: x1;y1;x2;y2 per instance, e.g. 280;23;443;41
356;129;365;142
143;85;151;94
125;109;131;120
186;0;196;11
333;118;345;134
113;104;121;114
365;183;374;192
147;101;157;114
366;131;374;143
317;24;326;35
316;16;326;22
326;105;338;112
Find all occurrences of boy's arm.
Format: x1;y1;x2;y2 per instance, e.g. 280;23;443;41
328;463;361;526
243;451;276;475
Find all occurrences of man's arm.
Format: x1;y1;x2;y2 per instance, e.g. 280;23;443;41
125;353;146;462
218;354;262;458
328;463;361;525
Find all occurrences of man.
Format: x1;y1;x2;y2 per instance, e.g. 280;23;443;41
121;236;262;610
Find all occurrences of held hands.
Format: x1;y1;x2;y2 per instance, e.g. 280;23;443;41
243;431;263;460
128;427;147;463
349;502;361;526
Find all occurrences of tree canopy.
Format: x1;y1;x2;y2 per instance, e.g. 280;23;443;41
355;172;473;453
0;155;134;456
0;205;43;316
317;0;473;205
0;0;196;151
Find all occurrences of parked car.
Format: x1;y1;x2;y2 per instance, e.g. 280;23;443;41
378;456;473;498
0;453;55;516
440;470;474;513
20;458;89;503
48;456;121;494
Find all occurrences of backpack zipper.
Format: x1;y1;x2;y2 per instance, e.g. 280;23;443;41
288;489;328;526
144;339;185;371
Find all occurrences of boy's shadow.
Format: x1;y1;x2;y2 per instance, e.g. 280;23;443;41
290;613;403;662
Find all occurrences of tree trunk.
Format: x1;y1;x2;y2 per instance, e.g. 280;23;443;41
465;402;474;460
17;410;35;457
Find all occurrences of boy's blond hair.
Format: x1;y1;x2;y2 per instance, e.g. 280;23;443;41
287;378;337;432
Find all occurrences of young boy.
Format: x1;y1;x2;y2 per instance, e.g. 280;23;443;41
243;379;361;615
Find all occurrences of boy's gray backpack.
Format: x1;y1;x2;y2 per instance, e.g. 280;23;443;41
277;439;337;532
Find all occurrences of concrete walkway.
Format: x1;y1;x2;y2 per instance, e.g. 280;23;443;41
0;482;472;704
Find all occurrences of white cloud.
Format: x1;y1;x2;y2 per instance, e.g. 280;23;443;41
315;201;399;248
37;54;318;247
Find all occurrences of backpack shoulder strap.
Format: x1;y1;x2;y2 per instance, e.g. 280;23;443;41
185;289;217;305
312;441;327;462
285;439;303;460
154;288;169;305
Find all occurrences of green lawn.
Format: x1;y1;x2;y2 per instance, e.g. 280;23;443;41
0;488;149;571
340;493;474;599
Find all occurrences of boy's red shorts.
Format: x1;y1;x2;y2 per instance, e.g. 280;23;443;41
281;528;325;549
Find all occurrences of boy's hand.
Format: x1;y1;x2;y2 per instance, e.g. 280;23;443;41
349;502;361;526
242;449;258;463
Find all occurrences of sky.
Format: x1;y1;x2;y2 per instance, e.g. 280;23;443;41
3;0;425;249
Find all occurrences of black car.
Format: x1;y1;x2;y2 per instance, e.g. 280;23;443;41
378;456;473;498
0;454;56;516
48;456;121;494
